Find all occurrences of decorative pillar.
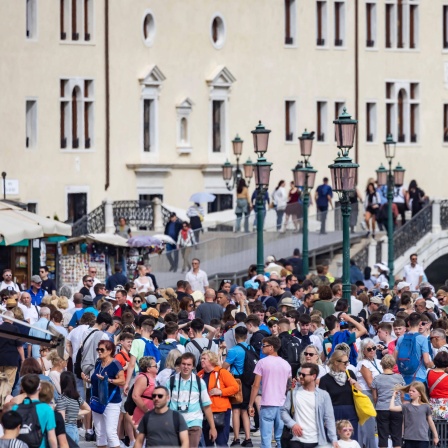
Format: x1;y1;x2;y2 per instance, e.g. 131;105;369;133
432;199;441;234
152;197;164;232
368;238;377;269
104;199;115;234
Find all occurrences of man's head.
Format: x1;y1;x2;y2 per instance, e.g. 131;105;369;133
323;177;329;184
377;322;392;342
94;283;107;297
261;336;281;356
393;318;407;338
152;385;170;410
269;280;282;296
430;328;447;349
1;410;23;436
410;253;418;267
332;283;342;298
169;212;177;222
140;318;156;336
118;332;134;352
278;318;290;333
88;266;98;278
234;287;247;303
177;280;187;292
298;362;319;386
285;275;298;289
191;258;200;271
293;248;301;257
164;321;179;338
369;296;382;311
30;275;42;290
20;292;31;307
190;318;205;335
179;352;196;377
39;266;49;280
245;314;261;333
82;274;94;288
2;269;12;282
234;326;248;342
290;283;304;300
299;314;311;335
21;373;40;395
216;290;231;308
39;307;50;320
204;288;216;303
115;289;127;306
408;312;422;329
414;298;426;314
96;311;113;330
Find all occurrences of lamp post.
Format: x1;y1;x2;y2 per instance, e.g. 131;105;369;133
328;108;358;311
292;130;317;276
1;172;6;201
251;121;272;274
221;134;254;190
376;134;405;280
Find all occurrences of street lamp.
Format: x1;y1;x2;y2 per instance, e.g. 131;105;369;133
328;108;359;311
376;134;405;280
251;121;272;274
221;134;254;190
293;129;317;276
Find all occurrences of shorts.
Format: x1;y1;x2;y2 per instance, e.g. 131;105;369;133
366;205;379;215
231;377;251;410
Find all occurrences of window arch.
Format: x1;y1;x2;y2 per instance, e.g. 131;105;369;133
142;11;156;46
180;117;188;143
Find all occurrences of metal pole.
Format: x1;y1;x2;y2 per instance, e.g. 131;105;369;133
387;159;394;281
302;186;310;276
256;188;265;274
1;172;6;200
341;192;352;312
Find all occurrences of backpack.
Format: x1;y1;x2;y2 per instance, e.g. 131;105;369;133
142;409;181;445
74;329;99;379
142;338;161;364
124;373;154;416
188;339;212;371
235;343;259;386
397;333;422;376
284;335;309;377
158;340;179;370
15;398;43;448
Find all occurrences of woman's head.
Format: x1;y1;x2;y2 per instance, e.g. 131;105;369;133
328;349;350;372
380;354;396;370
366;182;375;193
364;266;372;280
409;180;417;190
179;295;194;312
164;349;182;370
47;350;66;369
97;340;115;358
19;358;42;376
56;296;69;310
138;356;158;374
137;265;147;275
237;178;247;193
60;371;80;400
359;338;377;361
132;295;143;308
318;285;332;301
200;350;220;370
218;279;232;292
12;306;24;321
299;344;322;366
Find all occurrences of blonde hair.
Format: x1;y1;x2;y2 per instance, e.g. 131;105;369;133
12;306;24;321
201;350;220;366
56;296;69;310
41;296;52;306
380;354;396;370
299;344;322;365
328;349;349;371
164;349;182;370
336;420;353;434
47;350;65;368
38;381;54;404
358;338;376;361
395;381;429;404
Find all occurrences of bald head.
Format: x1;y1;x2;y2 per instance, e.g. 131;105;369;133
204;289;216;302
20;292;31;305
414;298;426;313
73;293;84;306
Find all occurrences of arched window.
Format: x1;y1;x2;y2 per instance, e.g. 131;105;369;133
180;118;188;143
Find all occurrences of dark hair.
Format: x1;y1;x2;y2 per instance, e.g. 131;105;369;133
180;352;196;364
335;299;349;312
100;301;113;313
290;284;304;296
124;282;135;292
164;312;178;323
190;318;205;333
420;287;431;299
237;178;247;194
98;340;115;354
21;374;40;395
325;315;338;332
51;309;63;323
262;336;281;352
318;285;332;301
393;318;406;328
60;371;80;400
235;326;248;339
434;351;448;368
298;314;311;325
164;321;179;336
177;280;187;289
300;362;319;377
94;283;106;294
96;312;113;325
245;314;261;327
364;266;372;281
151;330;164;344
153;385;170;396
378;322;393;333
234;312;247;324
408;312;422;327
118;331;134;341
20;358;42;376
1;410;22;430
82;274;91;283
179;295;194;312
40;266;49;273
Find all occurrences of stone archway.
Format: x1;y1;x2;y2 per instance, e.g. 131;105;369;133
424;254;448;290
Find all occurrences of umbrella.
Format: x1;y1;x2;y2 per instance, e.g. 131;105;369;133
153;234;176;245
127;235;162;248
0;214;44;245
189;192;216;203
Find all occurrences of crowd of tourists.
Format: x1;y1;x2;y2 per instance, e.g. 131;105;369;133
0;249;445;448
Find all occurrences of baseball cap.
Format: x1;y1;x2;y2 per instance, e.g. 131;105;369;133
31;275;42;283
191;291;205;302
426;300;435;309
397;281;411;291
229;285;238;295
380;282;389;290
380;313;395;323
157;297;168;305
370;296;383;304
266;255;275;264
146;295;157;305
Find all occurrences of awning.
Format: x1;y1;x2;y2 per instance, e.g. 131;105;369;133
62;233;129;248
0;201;72;246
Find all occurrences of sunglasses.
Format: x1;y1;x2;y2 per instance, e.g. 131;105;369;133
133;300;142;304
188;303;194;307
304;352;316;357
298;373;313;377
341;428;353;432
420;322;430;326
86;279;93;282
149;364;157;369
222;280;231;283
262;344;272;348
96;348;106;353
338;360;350;365
366;347;377;352
90;271;97;274
152;393;165;399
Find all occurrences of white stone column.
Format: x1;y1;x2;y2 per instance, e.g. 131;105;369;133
432;199;442;233
368;239;377;268
152;197;163;232
104;199;115;234
381;235;388;264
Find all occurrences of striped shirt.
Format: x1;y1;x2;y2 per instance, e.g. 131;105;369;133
166;373;211;428
56;394;84;425
0;440;29;448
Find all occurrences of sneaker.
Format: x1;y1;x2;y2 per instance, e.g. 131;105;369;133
230;440;241;447
120;442;128;448
251;430;260;437
361;221;367;230
242;439;254;447
85;432;96;442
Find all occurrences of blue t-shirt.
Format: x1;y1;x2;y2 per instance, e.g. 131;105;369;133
91;359;123;404
13;399;56;448
68;307;99;327
225;342;250;376
395;332;429;381
316;184;333;208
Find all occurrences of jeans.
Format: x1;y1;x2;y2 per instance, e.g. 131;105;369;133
260;406;283;448
65;423;79;444
276;209;285;230
75;374;86;401
92;401;121;447
166;243;179;271
403;441;429;448
317;206;328;234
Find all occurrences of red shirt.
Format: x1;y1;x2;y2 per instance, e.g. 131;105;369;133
427;370;448;398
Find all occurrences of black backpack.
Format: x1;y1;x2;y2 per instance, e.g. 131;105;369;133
285;335;309;377
235;343;259;386
74;329;98;379
187;339;212;371
16;398;43;448
124;373;154;416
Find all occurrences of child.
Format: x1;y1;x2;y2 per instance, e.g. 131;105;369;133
390;382;439;448
336;419;361;448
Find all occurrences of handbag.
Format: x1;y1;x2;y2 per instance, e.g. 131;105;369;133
229;378;243;405
90;388;117;414
213;412;226;429
281;387;295;448
346;370;376;425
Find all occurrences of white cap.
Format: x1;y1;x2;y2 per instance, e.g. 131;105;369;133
426;300;435;309
397;281;411;291
380;282;389;290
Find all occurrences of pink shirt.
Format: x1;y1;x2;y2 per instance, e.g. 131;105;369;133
254;355;291;406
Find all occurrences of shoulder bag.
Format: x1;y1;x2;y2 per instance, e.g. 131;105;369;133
280;386;295;448
346;370;376;425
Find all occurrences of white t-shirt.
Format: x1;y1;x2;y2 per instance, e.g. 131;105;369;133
66;324;89;360
403;263;424;291
356;359;383;390
18;303;40;324
185;270;209;293
0;281;20;293
294;389;318;443
338;440;361;448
